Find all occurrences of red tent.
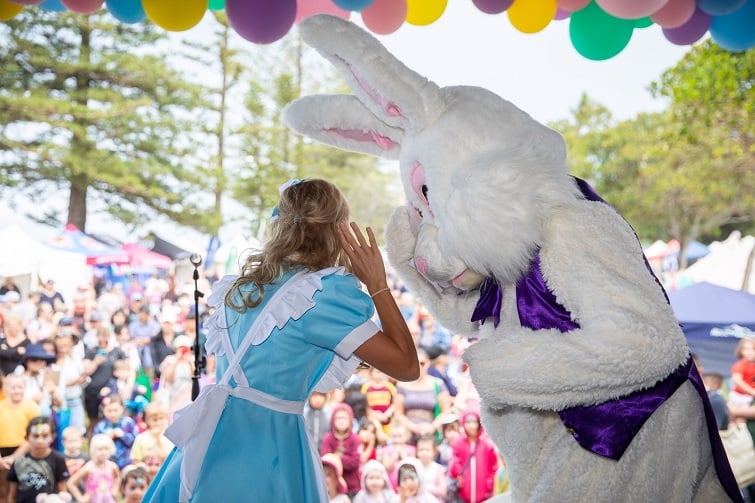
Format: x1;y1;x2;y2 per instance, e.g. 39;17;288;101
48;224;130;266
120;243;172;270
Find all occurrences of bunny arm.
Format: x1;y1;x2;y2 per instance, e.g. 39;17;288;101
297;14;442;132
385;206;481;337
465;200;689;411
283;95;404;159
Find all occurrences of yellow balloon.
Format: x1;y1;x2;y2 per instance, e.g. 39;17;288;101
507;0;557;34
143;0;207;32
0;0;23;21
406;0;447;26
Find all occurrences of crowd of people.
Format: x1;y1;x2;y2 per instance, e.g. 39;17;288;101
0;261;507;502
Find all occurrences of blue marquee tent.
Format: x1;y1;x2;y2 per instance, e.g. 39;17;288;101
668;282;755;376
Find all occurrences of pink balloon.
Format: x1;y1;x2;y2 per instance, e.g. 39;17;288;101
595;0;669;19
62;0;103;13
556;0;589;12
650;0;695;28
662;7;711;44
472;0;514;14
9;0;45;5
295;0;350;23
362;0;406;34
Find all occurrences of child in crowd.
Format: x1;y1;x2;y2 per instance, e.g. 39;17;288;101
391;458;438;503
60;427;88;501
92;393;136;469
7;416;70;503
66;434;120;503
729;337;755;411
0;374;41;501
19;343;60;417
358;419;385;468
321;403;361;498
361;367;397;435
304;391;332;451
435;414;460;468
130;402;173;463
119;464;149;503
414;435;447;502
448;411;498;503
704;372;730;430
322;453;351;503
380;422;416;491
353;459;395;503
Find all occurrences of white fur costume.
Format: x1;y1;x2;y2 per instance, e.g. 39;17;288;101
284;15;738;503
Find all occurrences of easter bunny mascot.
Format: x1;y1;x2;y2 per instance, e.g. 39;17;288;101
284;14;740;503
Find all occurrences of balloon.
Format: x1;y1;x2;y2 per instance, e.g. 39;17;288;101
595;0;668;19
634;16;653;27
556;0;589;11
227;0;296;44
406;0;447;25
105;0;145;23
650;0;695;28
362;0;406;34
143;0;206;32
472;0;514;15
40;0;66;11
570;1;634;60
697;0;746;16
333;0;374;10
709;0;755;51
662;7;710;44
9;0;43;5
295;0;350;23
554;6;570;19
209;0;225;10
0;0;23;20
61;0;102;14
508;0;557;33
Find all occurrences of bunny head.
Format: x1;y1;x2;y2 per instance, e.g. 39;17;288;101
284;15;580;288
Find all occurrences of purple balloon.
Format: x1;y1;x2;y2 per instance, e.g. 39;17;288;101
472;0;514;14
554;7;571;20
663;7;711;44
696;0;746;16
226;0;297;44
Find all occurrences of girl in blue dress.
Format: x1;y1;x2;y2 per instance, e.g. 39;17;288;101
144;178;419;502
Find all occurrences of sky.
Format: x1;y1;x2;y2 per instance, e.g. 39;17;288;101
352;1;691;124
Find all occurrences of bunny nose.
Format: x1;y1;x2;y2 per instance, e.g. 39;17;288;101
415;257;428;276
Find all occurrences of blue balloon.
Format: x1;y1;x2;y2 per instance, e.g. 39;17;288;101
696;0;746;16
710;0;755;51
332;0;375;11
105;0;146;24
40;0;66;12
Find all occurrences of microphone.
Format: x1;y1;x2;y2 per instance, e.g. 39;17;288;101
190;253;205;401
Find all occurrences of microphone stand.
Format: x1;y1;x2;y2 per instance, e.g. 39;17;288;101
189;254;206;401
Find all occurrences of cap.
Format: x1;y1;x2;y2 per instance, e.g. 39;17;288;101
131;292;143;301
173;335;192;349
58;316;75;326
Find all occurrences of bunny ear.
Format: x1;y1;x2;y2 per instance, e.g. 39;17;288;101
298;14;442;132
283;95;404;160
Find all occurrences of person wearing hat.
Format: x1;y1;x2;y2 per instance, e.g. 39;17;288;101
322;453;349;502
18;344;61;418
393;457;439;502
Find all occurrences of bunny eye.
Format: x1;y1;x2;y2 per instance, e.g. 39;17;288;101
421;184;429;201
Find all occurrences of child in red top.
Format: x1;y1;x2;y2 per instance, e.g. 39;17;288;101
729;337;755;411
448;411;499;503
360;367;396;434
320;402;361;497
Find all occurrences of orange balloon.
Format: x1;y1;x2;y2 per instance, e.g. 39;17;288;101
406;0;447;25
0;0;23;20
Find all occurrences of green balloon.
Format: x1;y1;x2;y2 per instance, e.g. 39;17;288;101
570;1;634;61
209;0;225;11
634;17;653;28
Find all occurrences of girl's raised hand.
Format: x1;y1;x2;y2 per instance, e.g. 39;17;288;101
339;222;388;294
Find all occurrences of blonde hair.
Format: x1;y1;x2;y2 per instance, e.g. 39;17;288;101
735;338;755;358
89;433;116;456
143;402;168;421
226;179;350;310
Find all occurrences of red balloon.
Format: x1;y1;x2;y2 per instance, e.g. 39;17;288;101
227;0;297;44
62;0;103;13
362;0;407;34
650;0;695;28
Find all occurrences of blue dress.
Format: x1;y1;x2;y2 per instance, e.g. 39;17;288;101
143;267;378;502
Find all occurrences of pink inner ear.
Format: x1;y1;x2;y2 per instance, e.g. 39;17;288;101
324;128;398;151
348;64;404;118
410;162;427;205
